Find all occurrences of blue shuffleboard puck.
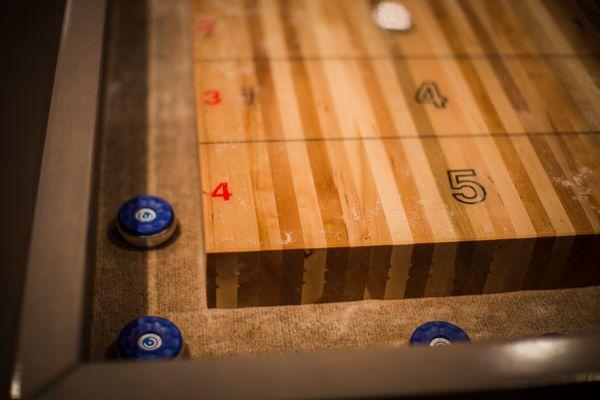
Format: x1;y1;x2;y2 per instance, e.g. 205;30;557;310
117;316;183;360
410;321;470;347
117;195;177;248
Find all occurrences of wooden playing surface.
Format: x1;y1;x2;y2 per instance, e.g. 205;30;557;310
192;0;600;308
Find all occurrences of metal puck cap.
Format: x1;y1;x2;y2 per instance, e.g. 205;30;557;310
117;195;176;247
410;321;470;347
117;316;183;360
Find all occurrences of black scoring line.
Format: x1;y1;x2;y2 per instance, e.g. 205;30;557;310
198;130;600;145
194;52;600;63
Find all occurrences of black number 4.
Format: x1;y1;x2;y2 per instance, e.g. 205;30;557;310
447;169;487;204
415;81;447;109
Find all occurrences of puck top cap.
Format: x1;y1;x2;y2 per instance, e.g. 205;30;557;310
410;321;470;346
118;195;174;237
117;316;182;360
372;2;412;31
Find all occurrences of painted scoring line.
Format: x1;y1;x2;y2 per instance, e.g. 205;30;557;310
198;130;600;146
194;52;600;64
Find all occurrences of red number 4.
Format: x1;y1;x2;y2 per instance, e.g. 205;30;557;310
211;182;232;201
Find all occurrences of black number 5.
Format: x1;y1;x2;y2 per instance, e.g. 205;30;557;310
447;169;487;204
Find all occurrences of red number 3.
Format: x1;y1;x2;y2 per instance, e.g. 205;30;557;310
203;90;221;105
211;182;232;201
197;17;215;36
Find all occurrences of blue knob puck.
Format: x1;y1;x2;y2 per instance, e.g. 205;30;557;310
117;316;183;360
410;321;470;347
117;195;176;247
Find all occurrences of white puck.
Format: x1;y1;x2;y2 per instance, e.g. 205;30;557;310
372;2;412;32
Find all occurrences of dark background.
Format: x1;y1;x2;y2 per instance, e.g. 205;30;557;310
0;1;66;398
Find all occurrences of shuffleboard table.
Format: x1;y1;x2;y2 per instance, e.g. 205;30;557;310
14;0;600;398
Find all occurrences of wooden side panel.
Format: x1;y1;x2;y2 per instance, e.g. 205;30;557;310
208;236;600;308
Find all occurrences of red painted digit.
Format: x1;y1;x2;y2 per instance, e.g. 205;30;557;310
197;17;215;36
203;90;221;105
211;182;232;201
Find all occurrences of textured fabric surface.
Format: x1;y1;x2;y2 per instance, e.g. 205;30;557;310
88;0;600;360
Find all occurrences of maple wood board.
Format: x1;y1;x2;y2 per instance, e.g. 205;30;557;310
192;0;600;308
